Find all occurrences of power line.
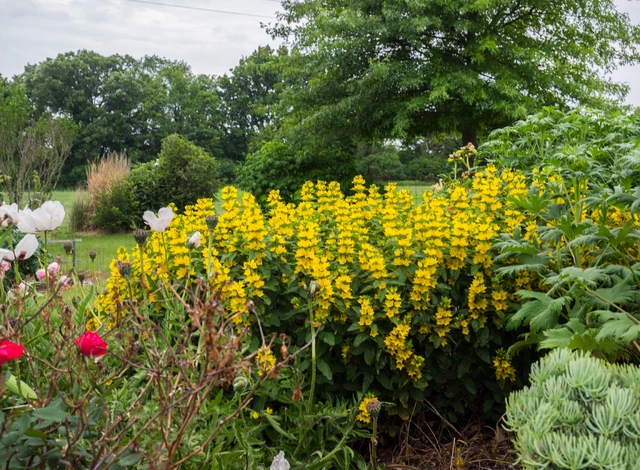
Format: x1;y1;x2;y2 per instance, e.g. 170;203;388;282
126;0;277;19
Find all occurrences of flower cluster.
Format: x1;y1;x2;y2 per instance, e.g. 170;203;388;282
97;167;554;409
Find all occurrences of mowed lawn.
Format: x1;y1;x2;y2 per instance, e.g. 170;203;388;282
47;190;132;279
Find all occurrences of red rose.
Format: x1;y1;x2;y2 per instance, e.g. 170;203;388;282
75;331;107;357
0;339;24;365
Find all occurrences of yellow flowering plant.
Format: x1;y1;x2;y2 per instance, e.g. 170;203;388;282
98;169;544;418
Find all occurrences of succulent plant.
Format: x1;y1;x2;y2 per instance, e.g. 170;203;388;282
505;349;640;469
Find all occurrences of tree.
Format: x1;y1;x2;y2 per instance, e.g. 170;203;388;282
218;46;288;162
0;82;75;205
271;0;640;147
21;51;225;186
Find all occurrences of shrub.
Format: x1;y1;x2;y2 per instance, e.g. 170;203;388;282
128;160;159;216
504;349;640;469
218;157;240;184
98;169;541;419
481;108;640;357
355;148;407;182
404;155;448;182
92;179;137;233
153;134;221;210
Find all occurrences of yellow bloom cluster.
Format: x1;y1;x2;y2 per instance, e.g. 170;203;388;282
97;167;539;385
256;348;276;377
356;393;379;424
493;349;516;382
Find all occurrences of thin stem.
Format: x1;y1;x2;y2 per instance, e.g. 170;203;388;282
308;298;316;412
370;416;378;469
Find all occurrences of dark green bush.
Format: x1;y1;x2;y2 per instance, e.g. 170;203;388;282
128;161;159;217
405;155;449;182
217;158;240;184
92;180;138;233
355;148;407;181
154;134;220;210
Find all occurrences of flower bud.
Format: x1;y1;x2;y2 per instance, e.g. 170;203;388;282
206;215;218;232
366;399;381;418
118;261;132;279
308;280;320;296
63;242;73;255
233;374;250;393
186;231;201;249
88;250;97;261
133;229;148;247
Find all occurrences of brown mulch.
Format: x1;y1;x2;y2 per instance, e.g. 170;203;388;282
375;411;518;470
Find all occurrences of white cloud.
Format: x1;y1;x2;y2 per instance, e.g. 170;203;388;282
0;0;279;78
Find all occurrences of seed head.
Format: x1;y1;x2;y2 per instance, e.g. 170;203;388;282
88;250;97;261
63;242;73;255
366;399;381;418
133;229;148;247
206;215;219;232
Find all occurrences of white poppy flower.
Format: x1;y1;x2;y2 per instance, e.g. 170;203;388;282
0;203;19;227
143;207;174;232
0;234;39;261
270;451;290;470
18;201;65;233
187;231;201;249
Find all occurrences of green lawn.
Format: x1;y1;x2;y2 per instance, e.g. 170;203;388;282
47;190;132;278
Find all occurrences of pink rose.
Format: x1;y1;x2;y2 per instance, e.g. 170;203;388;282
47;262;59;276
0;340;24;365
75;331;107;357
36;269;46;281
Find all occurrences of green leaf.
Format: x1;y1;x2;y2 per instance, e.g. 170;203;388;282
317;359;333;380
264;413;295;440
320;331;335;346
32;401;70;423
5;373;37;400
353;332;368;347
118;453;143;467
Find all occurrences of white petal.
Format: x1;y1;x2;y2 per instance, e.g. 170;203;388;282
157;207;174;222
0;248;15;261
14;234;38;260
17;210;38;234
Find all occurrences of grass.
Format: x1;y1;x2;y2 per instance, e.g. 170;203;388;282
47;190;132;278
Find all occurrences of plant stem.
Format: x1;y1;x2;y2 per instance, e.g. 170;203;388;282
370;415;378;469
308;298;317;412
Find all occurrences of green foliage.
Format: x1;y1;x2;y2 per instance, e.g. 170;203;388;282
505;349;640;469
238;138;356;203
154;134;221;210
270;0;640;153
128;160;159;216
483;108;640;356
92;179;138;233
355;144;406;182
19;49;283;186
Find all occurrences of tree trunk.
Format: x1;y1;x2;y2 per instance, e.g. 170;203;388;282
461;127;477;148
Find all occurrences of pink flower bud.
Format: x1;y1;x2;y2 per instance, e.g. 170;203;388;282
47;262;59;276
1;261;10;272
36;268;46;281
59;275;71;287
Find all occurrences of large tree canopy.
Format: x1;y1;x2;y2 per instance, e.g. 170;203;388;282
271;0;640;146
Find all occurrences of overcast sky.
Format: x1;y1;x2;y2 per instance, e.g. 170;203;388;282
1;0;640;105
